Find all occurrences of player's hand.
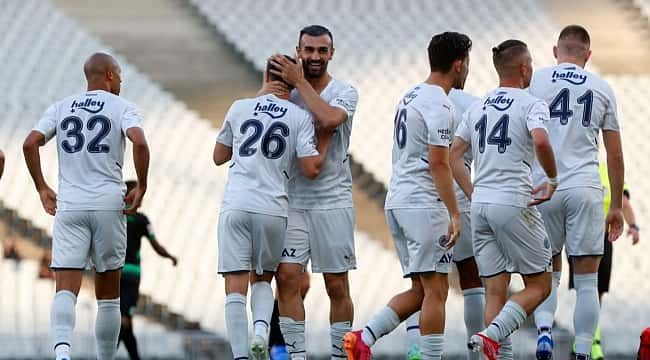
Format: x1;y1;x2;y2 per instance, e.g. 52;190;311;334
38;186;57;216
170;256;178;266
445;212;461;249
528;182;556;206
627;226;640;245
605;208;624;242
269;54;304;87
123;185;146;215
257;80;290;97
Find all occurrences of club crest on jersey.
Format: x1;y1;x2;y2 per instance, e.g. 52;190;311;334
402;88;419;105
551;69;587;85
483;92;514;111
253;101;287;119
70;98;105;114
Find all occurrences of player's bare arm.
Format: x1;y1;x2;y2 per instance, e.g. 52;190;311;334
429;144;461;247
603;129;625;241
149;237;178;266
299;128;332;179
0;149;4;179
450;137;473;201
622;195;640;245
23;131;57;215
124;127;149;215
269;54;347;130
213;142;232;166
529;128;557;206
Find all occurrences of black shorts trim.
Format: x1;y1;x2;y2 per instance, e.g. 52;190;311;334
481;269;549;278
50;266;85;271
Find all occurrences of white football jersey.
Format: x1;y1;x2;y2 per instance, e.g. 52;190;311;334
456;87;549;208
385;83;453;209
217;94;318;217
449;89;479;211
529;63;619;189
33;90;143;211
288;78;358;209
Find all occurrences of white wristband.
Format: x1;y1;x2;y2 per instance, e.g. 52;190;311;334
548;177;559;187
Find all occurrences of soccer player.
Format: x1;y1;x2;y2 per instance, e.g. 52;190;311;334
566;163;639;359
266;25;359;360
529;25;625;360
451;39;558;359
23;52;150;360
0;149;4;179
118;181;178;360
403;89;485;360
214;56;330;360
343;32;471;360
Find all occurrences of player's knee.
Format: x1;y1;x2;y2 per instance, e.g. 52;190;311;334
276;270;301;295
324;276;349;301
121;316;132;328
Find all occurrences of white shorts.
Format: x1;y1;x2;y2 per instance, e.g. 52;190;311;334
537;187;605;257
52;211;126;273
218;210;287;275
471;203;552;277
453;210;474;262
385;208;453;277
281;208;356;273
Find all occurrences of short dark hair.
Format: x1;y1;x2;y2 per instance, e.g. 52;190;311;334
267;55;297;87
492;39;529;72
298;25;333;47
125;180;137;193
558;25;590;45
427;32;472;73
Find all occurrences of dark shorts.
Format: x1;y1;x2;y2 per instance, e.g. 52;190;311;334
568;231;612;293
120;273;141;317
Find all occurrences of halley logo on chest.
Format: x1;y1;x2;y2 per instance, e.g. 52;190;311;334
253;101;287;119
483;92;514;111
70;98;105;114
551;69;587;85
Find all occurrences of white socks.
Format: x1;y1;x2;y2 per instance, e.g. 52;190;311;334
51;290;76;359
279;316;306;359
482;301;527;342
419;333;444;360
96;298;121;360
462;287;485;360
406;311;420;350
534;271;560;331
251;282;274;341
361;306;400;347
225;293;249;359
330;321;351;358
574;273;600;355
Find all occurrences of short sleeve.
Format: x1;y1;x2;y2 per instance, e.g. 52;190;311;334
329;85;359;121
526;100;549;132
455;109;473;143
33;104;58;142
423;103;452;147
296;112;319;158
602;84;620;131
216;104;236;146
121;102;143;133
142;215;156;240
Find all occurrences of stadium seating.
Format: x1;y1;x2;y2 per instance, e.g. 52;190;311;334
0;256;183;358
637;0;650;18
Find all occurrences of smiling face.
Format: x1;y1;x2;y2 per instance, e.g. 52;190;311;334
296;33;334;79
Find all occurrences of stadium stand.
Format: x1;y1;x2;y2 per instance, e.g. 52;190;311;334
637;0;650;17
0;256;184;358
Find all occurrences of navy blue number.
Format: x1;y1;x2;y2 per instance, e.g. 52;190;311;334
394;108;407;149
486;115;512;153
87;115;111;153
550;88;593;127
239;119;290;159
549;88;573;125
61;116;85;153
475;114;511;153
261;122;289;159
474;114;487;153
576;90;593;127
239;119;264;157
